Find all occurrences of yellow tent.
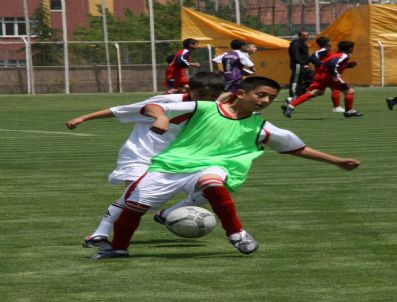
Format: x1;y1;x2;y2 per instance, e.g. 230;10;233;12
181;7;291;84
182;5;397;86
309;4;397;86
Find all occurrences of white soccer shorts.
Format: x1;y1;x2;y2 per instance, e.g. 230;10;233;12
124;166;227;210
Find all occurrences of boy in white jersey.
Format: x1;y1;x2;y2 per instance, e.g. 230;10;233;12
65;72;224;248
92;77;360;259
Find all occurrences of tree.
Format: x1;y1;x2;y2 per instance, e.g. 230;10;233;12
30;3;62;66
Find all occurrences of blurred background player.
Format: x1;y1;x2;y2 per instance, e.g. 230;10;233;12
212;39;257;92
165;38;201;94
309;36;343;113
288;31;314;102
282;41;363;118
386;97;397;110
163;54;176;92
65;72;224;248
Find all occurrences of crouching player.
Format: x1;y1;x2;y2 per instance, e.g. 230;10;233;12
92;77;360;259
65;72;224;248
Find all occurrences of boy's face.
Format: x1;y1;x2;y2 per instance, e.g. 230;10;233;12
236;85;279;112
189;42;199;50
190;87;222;101
244;44;257;54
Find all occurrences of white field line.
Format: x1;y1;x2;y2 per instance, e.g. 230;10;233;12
0;128;95;137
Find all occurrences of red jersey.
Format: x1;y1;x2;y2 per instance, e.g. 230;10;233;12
165;48;192;88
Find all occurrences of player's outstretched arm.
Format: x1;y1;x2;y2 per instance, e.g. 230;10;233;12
65;109;114;129
143;104;170;135
290;146;360;171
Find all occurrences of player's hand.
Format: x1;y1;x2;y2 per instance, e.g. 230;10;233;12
65;117;84;129
336;159;360;171
191;63;201;68
150;117;170;135
347;60;358;68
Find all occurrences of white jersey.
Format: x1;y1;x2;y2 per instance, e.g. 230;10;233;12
108;94;191;184
213;50;254;67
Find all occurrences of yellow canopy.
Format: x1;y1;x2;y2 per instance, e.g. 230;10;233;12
181;7;289;49
182;5;397;86
181;7;291;84
310;4;397;85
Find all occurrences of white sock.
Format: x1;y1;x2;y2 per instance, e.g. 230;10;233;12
90;197;125;238
228;230;246;241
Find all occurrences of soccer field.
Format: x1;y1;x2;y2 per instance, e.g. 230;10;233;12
0;88;396;302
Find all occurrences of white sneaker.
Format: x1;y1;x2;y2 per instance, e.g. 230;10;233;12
332;106;345;113
228;230;259;255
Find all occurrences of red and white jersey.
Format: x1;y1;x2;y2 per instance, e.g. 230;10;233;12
166;48;191;88
156;101;306;153
108;94;191;184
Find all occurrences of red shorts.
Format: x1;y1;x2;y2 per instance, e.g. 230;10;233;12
308;73;350;92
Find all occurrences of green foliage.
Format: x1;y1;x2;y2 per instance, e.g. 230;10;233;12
30;3;62;66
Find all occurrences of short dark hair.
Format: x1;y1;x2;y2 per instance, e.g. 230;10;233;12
298;31;309;37
183;38;199;49
230;39;247;50
316;37;330;48
188;72;224;92
338;41;355;52
239;76;281;92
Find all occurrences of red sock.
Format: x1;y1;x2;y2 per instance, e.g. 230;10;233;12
290;92;314;107
344;93;354;111
331;90;341;107
201;184;242;236
112;208;145;250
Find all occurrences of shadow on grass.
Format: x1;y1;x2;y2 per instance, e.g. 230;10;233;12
131;239;207;248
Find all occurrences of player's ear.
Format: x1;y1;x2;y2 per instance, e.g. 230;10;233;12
235;88;246;99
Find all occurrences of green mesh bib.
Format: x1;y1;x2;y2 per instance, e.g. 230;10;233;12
149;101;264;191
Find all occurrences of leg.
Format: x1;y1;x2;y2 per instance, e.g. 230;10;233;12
342;88;363;118
282;89;320;118
83;181;133;248
331;89;344;112
197;173;258;255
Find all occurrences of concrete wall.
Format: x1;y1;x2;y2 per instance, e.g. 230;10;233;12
0;65;167;94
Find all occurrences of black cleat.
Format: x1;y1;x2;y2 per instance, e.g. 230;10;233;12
153;210;167;225
344;110;364;118
386;98;396;110
82;235;112;249
281;104;294;118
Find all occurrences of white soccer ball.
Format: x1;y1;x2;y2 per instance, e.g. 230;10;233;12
166;206;216;238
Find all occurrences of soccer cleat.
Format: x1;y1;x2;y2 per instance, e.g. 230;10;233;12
281;104;294;118
228;231;259;255
82;235;112;249
332;106;345;113
153;210;167;225
343;109;364;118
386;98;396;110
285;97;293;104
91;248;129;260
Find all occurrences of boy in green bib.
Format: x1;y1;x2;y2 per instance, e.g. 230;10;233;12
93;77;360;259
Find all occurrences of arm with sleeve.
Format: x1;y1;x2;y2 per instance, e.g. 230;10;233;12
258;121;305;152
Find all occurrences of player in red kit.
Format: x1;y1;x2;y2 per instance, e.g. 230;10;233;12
164;38;201;94
282;41;363;118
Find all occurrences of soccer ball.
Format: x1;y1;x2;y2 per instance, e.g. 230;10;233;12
165;206;216;238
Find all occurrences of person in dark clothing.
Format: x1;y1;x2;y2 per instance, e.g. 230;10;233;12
288;31;314;101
